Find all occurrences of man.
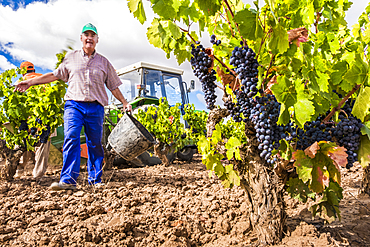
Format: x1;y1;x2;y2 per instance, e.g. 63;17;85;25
15;23;132;190
14;61;52;180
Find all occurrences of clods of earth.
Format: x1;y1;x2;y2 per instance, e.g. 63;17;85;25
0;154;369;246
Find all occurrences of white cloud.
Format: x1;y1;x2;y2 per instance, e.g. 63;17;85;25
0;55;16;71
196;93;207;108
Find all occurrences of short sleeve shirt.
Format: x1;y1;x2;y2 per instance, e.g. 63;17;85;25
53;49;122;106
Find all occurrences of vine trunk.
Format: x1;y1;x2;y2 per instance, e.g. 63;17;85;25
239;122;286;245
207;108;286;245
154;142;171;166
361;165;370;196
0;140;26;180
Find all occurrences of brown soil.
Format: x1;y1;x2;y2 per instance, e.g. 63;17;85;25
0;154;369;247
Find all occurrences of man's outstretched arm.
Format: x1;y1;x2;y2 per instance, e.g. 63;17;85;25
14;72;59;92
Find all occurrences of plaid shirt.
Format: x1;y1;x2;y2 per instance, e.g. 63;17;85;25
53;49;122;106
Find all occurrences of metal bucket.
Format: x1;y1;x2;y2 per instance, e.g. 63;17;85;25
108;113;156;161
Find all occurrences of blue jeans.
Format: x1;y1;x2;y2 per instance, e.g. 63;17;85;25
60;100;104;185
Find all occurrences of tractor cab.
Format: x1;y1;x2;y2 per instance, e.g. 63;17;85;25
113;61;194;110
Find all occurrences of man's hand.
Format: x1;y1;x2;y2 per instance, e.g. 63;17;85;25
111;88;132;112
124;103;132;113
14;80;32;92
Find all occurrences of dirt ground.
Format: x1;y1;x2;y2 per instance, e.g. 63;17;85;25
0;153;369;247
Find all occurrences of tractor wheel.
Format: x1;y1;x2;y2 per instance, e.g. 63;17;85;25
177;147;196;161
136;147;176;166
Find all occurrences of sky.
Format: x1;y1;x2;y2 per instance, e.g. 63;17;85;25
0;0;369;111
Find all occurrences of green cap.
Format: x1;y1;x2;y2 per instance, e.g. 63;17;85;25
82;23;98;35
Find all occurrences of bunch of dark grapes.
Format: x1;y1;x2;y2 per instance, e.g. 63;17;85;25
331;100;362;169
19;120;28;131
296;117;334;150
224;43;297;164
210;34;221;46
30;127;37;136
251;95;284;163
39;125;50;143
226;43;259;122
190;43;217;110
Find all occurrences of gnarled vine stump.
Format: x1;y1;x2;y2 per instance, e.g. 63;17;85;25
207;108;286;245
0;140;26;180
361;165;370;196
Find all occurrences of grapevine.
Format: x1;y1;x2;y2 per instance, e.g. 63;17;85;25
128;0;370;244
134;98;207;165
0;53;67;180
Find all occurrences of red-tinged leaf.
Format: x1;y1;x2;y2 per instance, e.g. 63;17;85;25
327;146;348;169
304;141;320;158
311;165;330;193
293;150;313;183
292;149;306;160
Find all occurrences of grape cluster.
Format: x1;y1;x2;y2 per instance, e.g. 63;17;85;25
191;43;217;110
30;127;37;136
210;34;221;46
332;116;362;168
331;100;362;169
296;117;334;150
225;43;259;122
39;125;50;143
224;43;297;164
19;120;28;131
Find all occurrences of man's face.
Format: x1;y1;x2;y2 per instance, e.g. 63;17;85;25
81;31;98;50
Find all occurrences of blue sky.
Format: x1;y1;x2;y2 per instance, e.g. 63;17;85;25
0;0;369;111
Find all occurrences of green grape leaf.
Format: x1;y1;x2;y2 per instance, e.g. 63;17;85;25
204;152;223;170
213;163;225;177
361;121;370;139
271;75;297;125
127;0;147;24
343;54;368;91
194;0;221;16
293;150;313;183
294;96;314;127
152;0;176;20
310;182;343;222
168;21;181;39
358;135;370;168
211;123;222;145
197;135;210;155
225;136;242;160
316;71;330;93
234;8;260;41
286;177;315;203
330;61;348;85
269;25;289;54
221;164;240;188
278;139;293;161
352;86;370;122
147;19;166;48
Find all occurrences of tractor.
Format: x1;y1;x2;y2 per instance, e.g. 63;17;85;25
50;61;197;167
